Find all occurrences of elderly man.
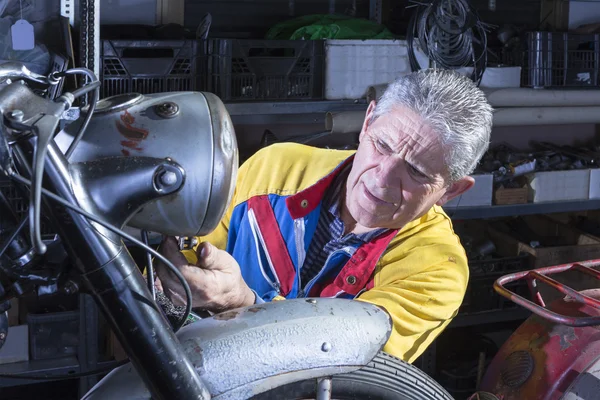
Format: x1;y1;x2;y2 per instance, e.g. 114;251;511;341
156;69;493;363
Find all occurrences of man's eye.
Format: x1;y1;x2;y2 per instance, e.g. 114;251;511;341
409;164;426;178
376;140;391;153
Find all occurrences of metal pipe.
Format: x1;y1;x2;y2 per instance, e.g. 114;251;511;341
325;111;365;134
316;377;332;400
493;106;600;126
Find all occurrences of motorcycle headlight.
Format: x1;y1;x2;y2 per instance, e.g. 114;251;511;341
55;91;238;237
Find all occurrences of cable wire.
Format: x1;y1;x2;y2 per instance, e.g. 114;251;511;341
10;173;193;333
0;360;129;381
142;229;157;300
58;68;100;160
406;0;489;85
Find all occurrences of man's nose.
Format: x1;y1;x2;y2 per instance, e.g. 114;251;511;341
374;158;403;188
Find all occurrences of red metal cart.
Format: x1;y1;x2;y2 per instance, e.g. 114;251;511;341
475;260;600;400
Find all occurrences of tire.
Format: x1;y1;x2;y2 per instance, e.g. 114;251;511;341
251;351;454;400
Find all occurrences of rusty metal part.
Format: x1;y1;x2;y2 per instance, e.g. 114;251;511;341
154;102;180;119
480;288;600;400
178;236;198;251
500;350;534;387
494;260;600;326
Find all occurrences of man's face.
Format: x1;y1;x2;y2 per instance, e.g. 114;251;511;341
343;102;473;231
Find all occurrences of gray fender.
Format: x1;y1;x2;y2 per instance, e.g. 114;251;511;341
82;298;392;400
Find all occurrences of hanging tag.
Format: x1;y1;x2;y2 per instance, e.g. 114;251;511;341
11;19;35;51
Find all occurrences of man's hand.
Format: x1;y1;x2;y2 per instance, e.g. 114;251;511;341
154;236;255;313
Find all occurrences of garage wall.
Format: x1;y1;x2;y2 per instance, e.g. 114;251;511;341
569;0;600;29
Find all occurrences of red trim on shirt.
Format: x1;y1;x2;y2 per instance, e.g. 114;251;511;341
286;156;355;219
247;195;296;296
317;229;398;297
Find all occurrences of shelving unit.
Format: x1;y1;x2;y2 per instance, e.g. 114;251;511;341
445;199;600;219
0;294;107;398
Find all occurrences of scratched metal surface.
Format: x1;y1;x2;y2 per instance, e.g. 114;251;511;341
480;289;600;400
54;91;238;237
82;298;392;399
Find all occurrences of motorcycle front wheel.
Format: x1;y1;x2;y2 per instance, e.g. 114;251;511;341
252;351;453;400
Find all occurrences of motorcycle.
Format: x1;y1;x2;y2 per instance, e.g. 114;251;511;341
0;61;452;399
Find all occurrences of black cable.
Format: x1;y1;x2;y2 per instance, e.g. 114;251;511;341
141;229;156;300
406;0;488;85
0;360;129;381
10;173;193;332
70;80;101;99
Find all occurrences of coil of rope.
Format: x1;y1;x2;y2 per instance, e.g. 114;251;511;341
407;0;489;85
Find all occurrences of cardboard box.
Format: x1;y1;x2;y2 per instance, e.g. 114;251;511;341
445;174;493;208
107;330;128;362
526;169;590;203
488;215;600;268
494;185;528;205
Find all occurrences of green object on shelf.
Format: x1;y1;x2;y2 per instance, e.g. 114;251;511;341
265;14;397;40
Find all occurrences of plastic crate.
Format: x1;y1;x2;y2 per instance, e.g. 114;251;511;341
515;32;600;88
100;39;202;98
460;254;530;314
205;39;324;101
324;39;414;100
27;310;79;360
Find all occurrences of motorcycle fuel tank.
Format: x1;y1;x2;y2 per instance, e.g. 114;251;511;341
54;91;238;237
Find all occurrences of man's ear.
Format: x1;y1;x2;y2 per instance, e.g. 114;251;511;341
359;100;377;142
436;176;475;206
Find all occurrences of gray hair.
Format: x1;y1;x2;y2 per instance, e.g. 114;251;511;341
373;69;493;183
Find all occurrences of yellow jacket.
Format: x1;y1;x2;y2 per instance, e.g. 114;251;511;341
187;143;468;362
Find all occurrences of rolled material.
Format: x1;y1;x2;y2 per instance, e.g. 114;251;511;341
325;111;366;134
493;106;600;126
368;84;600;108
484;88;600;107
325;107;600;131
366;84;388;103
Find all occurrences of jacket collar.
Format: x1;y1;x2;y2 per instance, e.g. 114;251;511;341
286;154;355;219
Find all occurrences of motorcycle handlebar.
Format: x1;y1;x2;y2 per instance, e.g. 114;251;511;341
0;63;212;399
0;62;55;85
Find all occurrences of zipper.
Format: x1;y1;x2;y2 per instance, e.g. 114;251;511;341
302;246;354;297
294;218;306;268
294;218;306;294
247;208;281;293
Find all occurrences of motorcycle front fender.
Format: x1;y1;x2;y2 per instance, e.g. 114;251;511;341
82;298;392;400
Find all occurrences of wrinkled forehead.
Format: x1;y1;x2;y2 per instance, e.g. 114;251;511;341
371;106;450;179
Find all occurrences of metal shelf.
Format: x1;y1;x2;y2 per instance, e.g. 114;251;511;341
0;357;80;387
225;100;368;125
445;199;600;220
0;357;120;388
225;100;368;116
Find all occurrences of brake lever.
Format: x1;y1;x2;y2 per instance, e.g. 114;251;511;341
5;111;64;256
0;62;53;86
